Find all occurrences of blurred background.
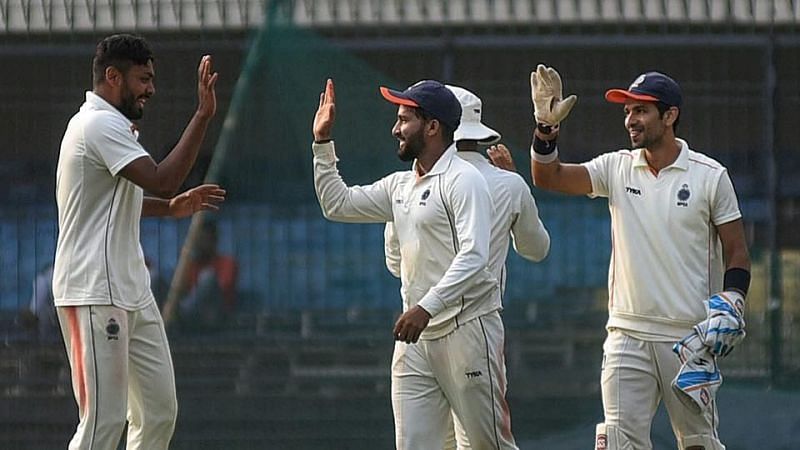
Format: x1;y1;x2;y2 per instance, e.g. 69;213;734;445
1;0;799;449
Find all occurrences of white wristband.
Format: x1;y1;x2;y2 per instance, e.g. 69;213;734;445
530;145;559;164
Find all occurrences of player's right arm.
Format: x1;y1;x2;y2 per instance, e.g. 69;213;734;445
119;55;218;198
530;127;593;196
528;64;592;196
311;79;394;223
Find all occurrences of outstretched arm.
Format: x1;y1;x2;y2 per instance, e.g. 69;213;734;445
142;184;226;218
120;55;219;198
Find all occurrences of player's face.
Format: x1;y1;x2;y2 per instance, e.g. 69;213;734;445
392;105;426;162
623;101;668;150
119;61;155;120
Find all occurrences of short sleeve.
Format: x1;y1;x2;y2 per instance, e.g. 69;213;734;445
582;152;615;198
711;170;742;226
85;113;150;176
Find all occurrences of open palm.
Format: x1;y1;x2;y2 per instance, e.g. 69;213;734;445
313;79;336;141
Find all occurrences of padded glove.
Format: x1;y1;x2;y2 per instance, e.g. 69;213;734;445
530;64;578;126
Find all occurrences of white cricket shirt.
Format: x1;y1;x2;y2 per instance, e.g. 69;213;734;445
385;152;550;297
583;138;742;339
313;141;501;340
53;91;155;310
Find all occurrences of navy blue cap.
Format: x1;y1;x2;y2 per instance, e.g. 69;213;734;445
605;71;682;108
380;80;462;130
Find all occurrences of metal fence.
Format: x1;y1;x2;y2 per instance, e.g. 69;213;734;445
1;5;799;384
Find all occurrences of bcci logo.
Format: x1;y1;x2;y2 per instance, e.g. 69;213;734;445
676;184;690;207
106;318;120;341
419;188;431;206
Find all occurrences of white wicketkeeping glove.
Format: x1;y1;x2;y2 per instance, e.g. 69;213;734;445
530;64;578;127
694;291;746;357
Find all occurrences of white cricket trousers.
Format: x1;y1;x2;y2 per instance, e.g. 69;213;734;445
601;329;724;450
391;311;518;450
57;302;178;450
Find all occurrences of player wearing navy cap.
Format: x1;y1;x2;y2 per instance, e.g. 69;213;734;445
312;78;519;449
384;84;550;450
529;66;750;450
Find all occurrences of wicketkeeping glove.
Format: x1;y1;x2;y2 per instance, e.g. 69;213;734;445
530;64;578;127
693;291;746;357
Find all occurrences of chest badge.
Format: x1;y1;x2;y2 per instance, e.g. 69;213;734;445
676;184;690;207
419;188;431;206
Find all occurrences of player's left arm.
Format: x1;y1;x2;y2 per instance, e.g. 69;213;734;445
394;168;492;344
141;184;226;218
417;169;492;314
693;172;752;357
384;223;401;278
717;219;751;276
695;218;750;357
712;170;752;295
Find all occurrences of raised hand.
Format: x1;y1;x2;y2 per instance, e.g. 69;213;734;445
169;184;226;218
196;55;219;120
487;144;517;172
313;79;336;142
530;64;577;126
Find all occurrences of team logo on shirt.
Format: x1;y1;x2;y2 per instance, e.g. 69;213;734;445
106;318;120;340
419;188;431;206
465;370;483;379
677;184;690;207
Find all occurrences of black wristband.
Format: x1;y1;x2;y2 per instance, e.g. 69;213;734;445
533;134;557;155
724;268;751;296
314;139;332;144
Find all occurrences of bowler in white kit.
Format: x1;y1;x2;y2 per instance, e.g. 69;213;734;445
54;34;224;449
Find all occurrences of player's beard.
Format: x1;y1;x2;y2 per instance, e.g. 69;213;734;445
629;122;666;150
119;84;146;120
397;127;425;162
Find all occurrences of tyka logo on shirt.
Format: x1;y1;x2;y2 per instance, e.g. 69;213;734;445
625;186;642;196
677;184;691;207
419;188;431;206
106;318;120;340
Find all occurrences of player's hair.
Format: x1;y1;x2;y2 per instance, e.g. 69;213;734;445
656;101;680;133
413;107;456;145
92;34;154;87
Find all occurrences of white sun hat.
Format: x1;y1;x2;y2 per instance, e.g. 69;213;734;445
446;85;501;145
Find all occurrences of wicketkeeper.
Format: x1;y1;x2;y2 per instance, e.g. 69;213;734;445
528;65;750;450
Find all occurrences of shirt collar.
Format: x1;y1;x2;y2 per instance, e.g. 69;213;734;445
84;91;133;127
632;138;690;172
413;143;458;178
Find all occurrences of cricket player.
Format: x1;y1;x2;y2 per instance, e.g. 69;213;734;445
384;85;551;449
54;34;224;449
312;78;518;449
528;66;750;449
